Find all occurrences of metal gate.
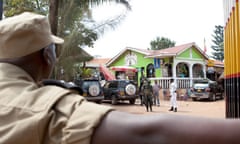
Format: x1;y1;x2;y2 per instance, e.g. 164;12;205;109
223;0;240;118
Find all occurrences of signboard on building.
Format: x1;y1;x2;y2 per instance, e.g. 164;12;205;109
154;58;160;69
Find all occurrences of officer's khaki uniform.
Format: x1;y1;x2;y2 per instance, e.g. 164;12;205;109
0;63;113;144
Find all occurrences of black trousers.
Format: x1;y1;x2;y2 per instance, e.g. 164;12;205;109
143;95;153;112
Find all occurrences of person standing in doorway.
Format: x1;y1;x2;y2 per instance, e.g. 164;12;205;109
153;80;160;106
169;78;177;112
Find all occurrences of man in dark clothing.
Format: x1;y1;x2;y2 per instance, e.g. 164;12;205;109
143;79;153;112
153;80;161;106
139;75;145;105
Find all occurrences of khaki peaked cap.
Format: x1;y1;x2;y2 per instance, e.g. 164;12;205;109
0;12;64;59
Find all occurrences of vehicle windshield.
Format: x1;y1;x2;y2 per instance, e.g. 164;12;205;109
193;80;209;84
193;83;209;88
193;79;209;89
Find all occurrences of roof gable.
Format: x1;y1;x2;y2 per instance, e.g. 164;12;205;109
106;47;151;66
146;42;208;59
192;48;204;59
86;58;111;67
177;48;191;58
106;42;209;66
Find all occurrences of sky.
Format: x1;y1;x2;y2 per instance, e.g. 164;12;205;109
84;0;224;58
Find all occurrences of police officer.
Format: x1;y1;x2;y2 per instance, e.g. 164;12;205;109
142;79;153;112
139;75;145;105
0;12;113;144
0;12;240;144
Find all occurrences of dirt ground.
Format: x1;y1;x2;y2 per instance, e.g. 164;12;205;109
102;98;226;119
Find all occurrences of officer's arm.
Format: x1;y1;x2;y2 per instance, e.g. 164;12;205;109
91;111;240;144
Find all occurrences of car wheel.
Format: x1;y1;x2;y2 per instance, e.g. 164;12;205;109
96;100;102;104
129;99;136;104
220;93;224;99
111;95;118;105
211;94;216;101
89;85;100;96
192;98;197;101
125;84;136;96
221;93;225;99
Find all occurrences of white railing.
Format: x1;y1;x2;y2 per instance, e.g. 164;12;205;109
148;77;203;89
148;77;172;89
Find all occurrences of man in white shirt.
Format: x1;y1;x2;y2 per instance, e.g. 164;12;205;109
169;78;177;112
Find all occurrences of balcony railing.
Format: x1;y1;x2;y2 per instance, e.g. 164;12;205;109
148;77;203;89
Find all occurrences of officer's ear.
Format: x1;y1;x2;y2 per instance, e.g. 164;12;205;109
43;48;51;65
41;44;57;79
42;44;56;66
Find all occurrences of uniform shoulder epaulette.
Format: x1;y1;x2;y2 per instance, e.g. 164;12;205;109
41;79;83;94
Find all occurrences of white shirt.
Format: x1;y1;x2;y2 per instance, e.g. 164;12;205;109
170;82;177;94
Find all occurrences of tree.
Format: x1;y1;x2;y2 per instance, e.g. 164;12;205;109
211;25;224;61
4;0;49;16
54;0;131;80
150;36;176;50
3;0;131;80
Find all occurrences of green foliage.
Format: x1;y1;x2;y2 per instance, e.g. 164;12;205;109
55;0;130;80
55;0;96;80
3;0;130;81
211;25;224;61
58;0;98;48
80;67;93;78
4;0;48;16
150;36;176;50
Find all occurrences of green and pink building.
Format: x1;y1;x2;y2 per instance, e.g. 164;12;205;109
105;42;223;89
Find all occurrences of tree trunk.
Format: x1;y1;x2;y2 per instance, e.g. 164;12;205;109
49;0;60;79
49;0;58;35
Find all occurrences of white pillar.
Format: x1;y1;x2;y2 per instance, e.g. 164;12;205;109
203;64;207;78
189;63;193;87
172;62;176;78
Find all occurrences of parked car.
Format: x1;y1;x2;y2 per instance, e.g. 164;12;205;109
103;79;138;105
74;79;104;103
190;79;224;101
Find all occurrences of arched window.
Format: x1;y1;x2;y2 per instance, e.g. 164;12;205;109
176;63;189;77
192;64;204;78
